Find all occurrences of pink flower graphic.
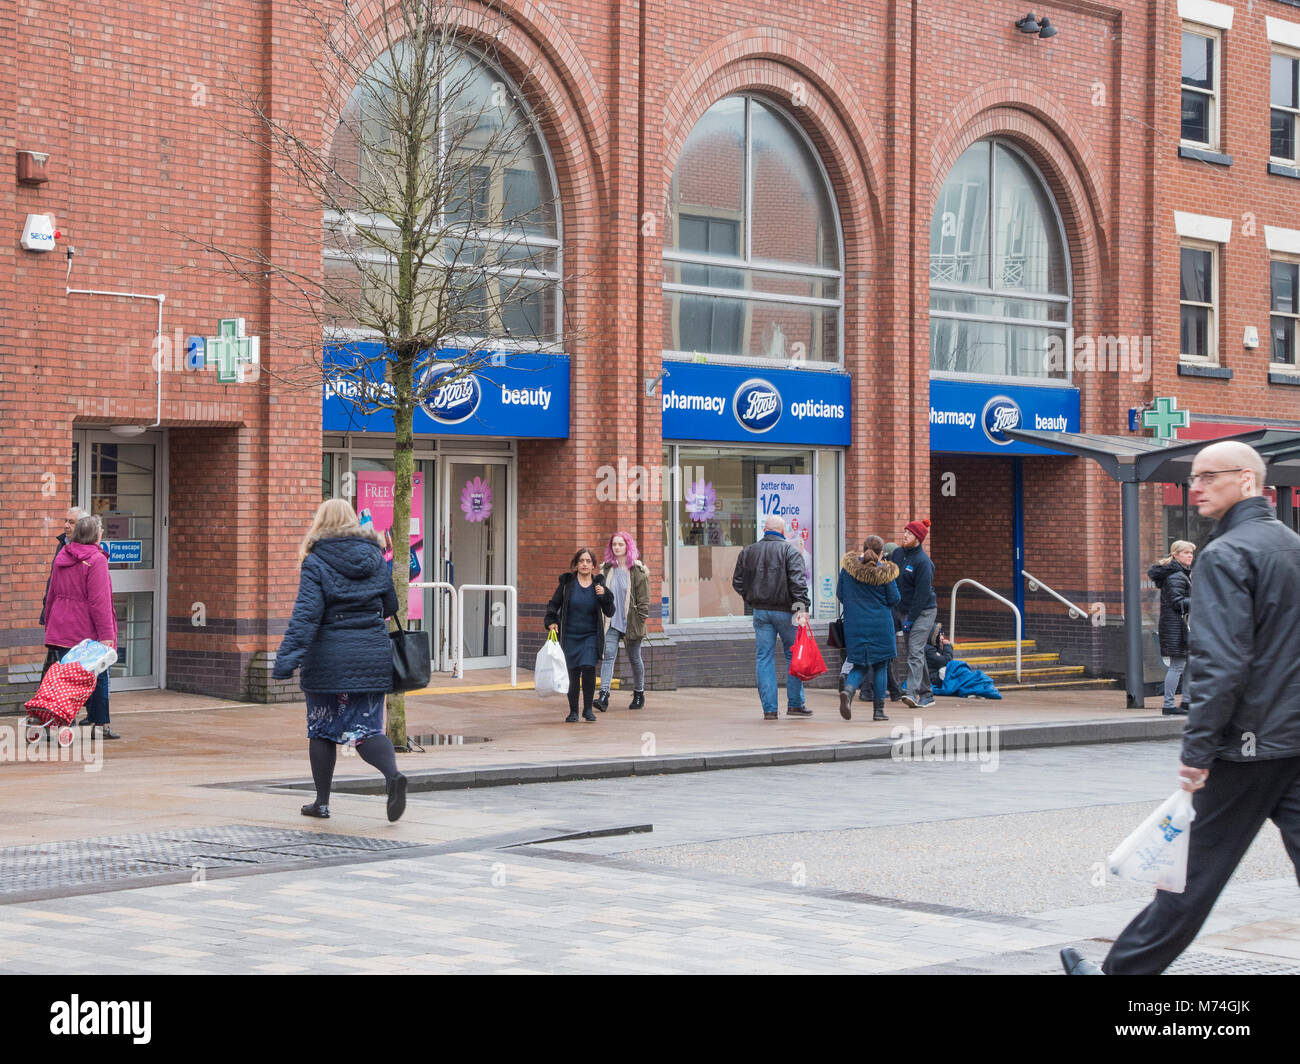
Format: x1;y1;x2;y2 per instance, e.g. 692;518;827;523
460;476;493;522
686;480;716;523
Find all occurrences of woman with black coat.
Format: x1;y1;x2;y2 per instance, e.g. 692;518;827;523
273;499;408;821
1148;540;1195;716
545;547;615;722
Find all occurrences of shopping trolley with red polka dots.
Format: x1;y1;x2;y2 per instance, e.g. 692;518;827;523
23;641;118;747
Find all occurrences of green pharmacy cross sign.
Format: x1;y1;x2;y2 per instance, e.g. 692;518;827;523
204;318;260;383
1142;396;1189;440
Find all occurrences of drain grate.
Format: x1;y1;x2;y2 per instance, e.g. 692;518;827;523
0;826;418;896
1167;950;1300;975
409;734;490;746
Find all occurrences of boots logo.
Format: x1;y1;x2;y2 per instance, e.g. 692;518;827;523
981;395;1022;445
420;364;482;424
733;379;782;433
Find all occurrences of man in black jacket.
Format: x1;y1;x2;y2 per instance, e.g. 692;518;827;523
732;515;810;719
1063;441;1300;975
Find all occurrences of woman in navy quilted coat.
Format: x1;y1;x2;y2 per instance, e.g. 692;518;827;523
274;499;407;822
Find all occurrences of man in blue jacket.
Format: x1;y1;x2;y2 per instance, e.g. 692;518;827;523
892;519;937;709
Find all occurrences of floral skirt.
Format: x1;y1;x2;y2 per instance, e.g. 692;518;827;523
305;691;386;745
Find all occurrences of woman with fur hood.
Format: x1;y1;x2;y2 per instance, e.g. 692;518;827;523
1148;540;1194;716
596;531;650;711
273;499;407;822
836;536;900;722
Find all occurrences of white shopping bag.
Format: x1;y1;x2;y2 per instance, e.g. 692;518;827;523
1108;788;1197;893
59;639;118;675
534;631;570;697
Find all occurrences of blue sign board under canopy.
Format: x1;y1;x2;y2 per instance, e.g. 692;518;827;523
322;344;570;438
660;360;851;446
929;379;1080;456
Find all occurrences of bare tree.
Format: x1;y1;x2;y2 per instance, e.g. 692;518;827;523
191;0;565;745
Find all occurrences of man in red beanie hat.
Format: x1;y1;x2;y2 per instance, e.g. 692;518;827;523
891;519;937;709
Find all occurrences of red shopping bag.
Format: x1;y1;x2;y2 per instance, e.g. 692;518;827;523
789;626;827;681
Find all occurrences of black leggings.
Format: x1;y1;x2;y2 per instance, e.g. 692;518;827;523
567;666;596;713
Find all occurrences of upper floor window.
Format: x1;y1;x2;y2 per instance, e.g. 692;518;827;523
1180;243;1218;361
929;139;1071;381
1272;259;1299;366
663;96;843;363
1273;51;1300;163
324;45;561;347
1182;27;1220;148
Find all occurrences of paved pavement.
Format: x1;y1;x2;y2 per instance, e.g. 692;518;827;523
0;735;1296;974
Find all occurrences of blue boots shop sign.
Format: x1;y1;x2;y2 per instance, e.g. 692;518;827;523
660;360;850;446
322;343;570;438
929;379;1079;455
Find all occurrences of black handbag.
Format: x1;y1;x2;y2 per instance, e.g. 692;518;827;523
828;612;846;650
390;624;432;692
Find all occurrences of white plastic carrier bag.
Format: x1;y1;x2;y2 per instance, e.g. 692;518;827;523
59;639;118;676
1108;787;1197;893
534;630;570;697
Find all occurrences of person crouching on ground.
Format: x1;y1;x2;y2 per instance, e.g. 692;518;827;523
836;536;899;722
43;513;119;740
1149;540;1194;716
597;531;650;711
273;498;408;823
546;547;615;722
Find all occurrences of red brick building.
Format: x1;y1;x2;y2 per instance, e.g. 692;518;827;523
4;0;1299;711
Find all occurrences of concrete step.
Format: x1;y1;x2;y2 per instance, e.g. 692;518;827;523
954;640;1038;651
999;678;1118;692
983;665;1088;682
961;652;1061;667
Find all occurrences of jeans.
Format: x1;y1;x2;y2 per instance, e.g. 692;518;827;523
600;627;645;693
753;609;804;714
901;606;937;700
845;661;889;705
1163;656;1187;709
84;669;111;724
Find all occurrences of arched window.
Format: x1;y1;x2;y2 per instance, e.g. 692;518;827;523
664;95;843;362
324;44;562;346
930;139;1071;380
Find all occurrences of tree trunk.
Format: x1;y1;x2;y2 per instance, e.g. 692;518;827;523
387;363;415;750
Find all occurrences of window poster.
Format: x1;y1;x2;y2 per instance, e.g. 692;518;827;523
356;471;425;619
756;473;813;589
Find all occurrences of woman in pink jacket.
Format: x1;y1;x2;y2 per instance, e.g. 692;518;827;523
43;514;119;739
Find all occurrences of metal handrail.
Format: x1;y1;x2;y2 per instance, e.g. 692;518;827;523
456;583;517;686
410;581;457;673
1021;570;1088;621
949;578;1022;682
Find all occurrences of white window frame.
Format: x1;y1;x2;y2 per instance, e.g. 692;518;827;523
1270;254;1300;371
320;48;564;353
1181;24;1222;151
1271;47;1300;165
1179;239;1219;364
663;94;846;368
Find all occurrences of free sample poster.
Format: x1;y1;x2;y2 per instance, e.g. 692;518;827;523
356;471;425;619
756;473;813;585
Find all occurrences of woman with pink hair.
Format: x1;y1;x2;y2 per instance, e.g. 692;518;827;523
597;531;650;710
